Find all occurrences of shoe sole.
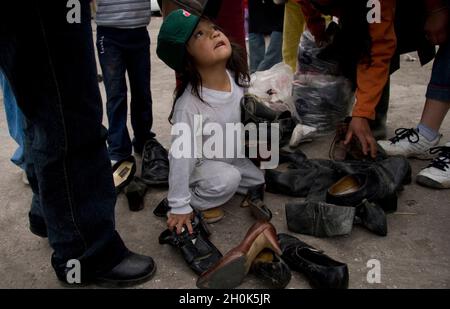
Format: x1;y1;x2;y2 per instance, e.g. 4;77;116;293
196;255;246;289
94;264;157;288
416;175;450;189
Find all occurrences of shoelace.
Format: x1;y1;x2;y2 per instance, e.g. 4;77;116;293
427;146;450;171
389;128;419;144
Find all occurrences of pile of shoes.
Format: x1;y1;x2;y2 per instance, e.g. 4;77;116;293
266;150;412;237
196;221;349;289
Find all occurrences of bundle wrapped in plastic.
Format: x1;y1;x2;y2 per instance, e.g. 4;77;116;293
293;29;354;135
293;74;353;135
297;30;340;76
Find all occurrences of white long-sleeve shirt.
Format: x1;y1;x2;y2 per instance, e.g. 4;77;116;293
168;72;244;214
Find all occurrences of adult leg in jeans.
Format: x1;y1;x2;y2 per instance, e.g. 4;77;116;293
249;32;265;73
0;70;25;169
0;0;155;285
125;28;156;155
96;27;130;163
257;31;283;72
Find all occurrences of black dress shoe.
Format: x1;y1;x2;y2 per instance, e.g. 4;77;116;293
159;213;222;275
241;184;272;221
95;251;156;287
153;197;170;217
29;212;48;238
250;249;291;289
124;176;148;212
141;139;169;185
326;171;398;213
278;233;349;289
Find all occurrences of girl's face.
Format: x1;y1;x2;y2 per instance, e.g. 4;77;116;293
186;20;232;68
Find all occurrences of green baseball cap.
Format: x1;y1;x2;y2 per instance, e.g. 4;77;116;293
157;9;201;71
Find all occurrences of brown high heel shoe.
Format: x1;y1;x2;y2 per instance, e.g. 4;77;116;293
196;221;282;289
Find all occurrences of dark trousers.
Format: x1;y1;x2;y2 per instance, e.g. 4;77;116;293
96;26;155;161
0;0;128;281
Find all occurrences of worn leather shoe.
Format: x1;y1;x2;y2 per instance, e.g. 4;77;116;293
124;176;148;212
141;138;169;185
154;197;170;217
241;184;272;221
278;233;349;289
112;156;136;193
159;212;222;275
250;249;291;289
326;171;398;213
95;251;156;287
197;221;282;289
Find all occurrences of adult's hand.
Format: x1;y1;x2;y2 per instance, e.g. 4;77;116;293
344;117;377;159
167;212;194;235
425;8;449;45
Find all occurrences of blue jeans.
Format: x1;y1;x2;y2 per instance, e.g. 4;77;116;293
426;39;450;103
249;31;283;73
0;69;25;169
96;26;155;161
0;0;128;281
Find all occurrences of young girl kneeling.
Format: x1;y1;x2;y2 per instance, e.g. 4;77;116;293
157;9;267;234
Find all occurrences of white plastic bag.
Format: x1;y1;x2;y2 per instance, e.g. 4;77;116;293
248;63;294;113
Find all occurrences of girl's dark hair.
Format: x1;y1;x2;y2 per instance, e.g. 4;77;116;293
168;37;250;124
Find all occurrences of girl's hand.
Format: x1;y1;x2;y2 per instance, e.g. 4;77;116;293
425;8;449;45
344;117;377;159
167;212;194;235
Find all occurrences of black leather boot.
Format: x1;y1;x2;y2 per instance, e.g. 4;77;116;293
285;200;355;237
278;233;349;289
241;184;272;221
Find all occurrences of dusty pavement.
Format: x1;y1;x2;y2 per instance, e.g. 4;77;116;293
0;17;449;289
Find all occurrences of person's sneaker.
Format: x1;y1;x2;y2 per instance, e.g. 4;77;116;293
141;139;169;185
416;143;450;189
377;128;440;159
201;207;224;224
